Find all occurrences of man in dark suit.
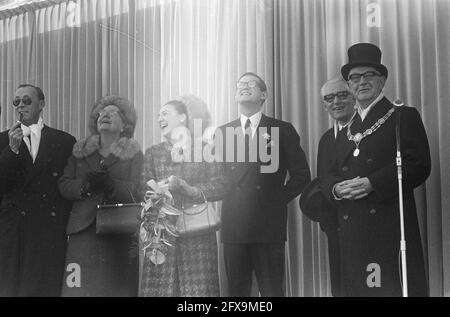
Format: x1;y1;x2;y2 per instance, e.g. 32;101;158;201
301;77;356;297
217;72;311;297
0;84;76;296
319;43;431;296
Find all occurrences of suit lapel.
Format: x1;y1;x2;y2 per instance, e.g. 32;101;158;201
19;139;33;168
228;119;249;183
337;97;393;166
230;114;272;184
360;97;393;131
338;114;361;165
22;126;51;187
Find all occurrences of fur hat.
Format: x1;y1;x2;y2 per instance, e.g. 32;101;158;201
88;95;137;138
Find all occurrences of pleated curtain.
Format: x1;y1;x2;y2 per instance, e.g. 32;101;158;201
0;0;449;296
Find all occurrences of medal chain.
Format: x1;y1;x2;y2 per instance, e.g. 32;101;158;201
346;107;395;156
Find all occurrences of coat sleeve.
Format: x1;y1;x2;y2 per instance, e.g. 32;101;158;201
58;154;85;201
281;123;311;203
109;151;144;203
310;132;340;232
368;107;431;202
141;147;157;195
0;132;21;193
194;160;230;203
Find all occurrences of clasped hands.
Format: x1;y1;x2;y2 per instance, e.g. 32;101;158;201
146;176;200;201
334;176;373;200
83;170;114;195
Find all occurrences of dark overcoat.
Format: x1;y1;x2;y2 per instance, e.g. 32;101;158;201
321;97;431;297
301;127;342;296
218;114;311;243
58;135;143;297
0;126;75;296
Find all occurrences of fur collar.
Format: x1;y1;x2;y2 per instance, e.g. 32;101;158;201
73;134;141;160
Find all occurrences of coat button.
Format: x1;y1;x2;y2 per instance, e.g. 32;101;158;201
236;186;241;191
342;166;349;172
367;158;374;165
52;172;58;177
42;194;47;198
20;211;26;216
256;185;262;190
231;166;235;170
343;215;349;220
51;212;56;217
369;209;376;215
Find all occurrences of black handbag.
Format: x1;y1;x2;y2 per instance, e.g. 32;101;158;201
96;202;144;235
96;187;144;235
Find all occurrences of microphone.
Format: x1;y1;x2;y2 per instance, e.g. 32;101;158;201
393;99;404;107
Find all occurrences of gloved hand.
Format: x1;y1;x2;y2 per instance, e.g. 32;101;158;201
168;176;201;199
85;170;114;195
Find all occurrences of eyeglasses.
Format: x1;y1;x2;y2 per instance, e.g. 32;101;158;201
323;91;352;103
348;71;381;83
236;80;259;89
13;96;33;107
99;109;120;117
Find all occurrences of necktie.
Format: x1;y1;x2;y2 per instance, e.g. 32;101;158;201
22;124;38;162
244;119;251;162
28;135;32;155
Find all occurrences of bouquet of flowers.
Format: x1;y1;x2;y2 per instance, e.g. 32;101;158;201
140;179;181;265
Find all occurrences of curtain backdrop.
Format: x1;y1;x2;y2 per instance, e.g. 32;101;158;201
0;0;448;296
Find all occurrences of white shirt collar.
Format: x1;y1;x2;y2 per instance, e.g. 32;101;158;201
21;117;44;163
357;92;384;122
240;111;262;136
333;111;357;138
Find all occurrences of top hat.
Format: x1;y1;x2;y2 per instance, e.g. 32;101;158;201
341;43;388;80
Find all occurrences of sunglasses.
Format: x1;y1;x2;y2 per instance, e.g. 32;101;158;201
323;91;352;103
13;96;33;107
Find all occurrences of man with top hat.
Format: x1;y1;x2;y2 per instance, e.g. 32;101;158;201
305;43;431;296
300;77;356;297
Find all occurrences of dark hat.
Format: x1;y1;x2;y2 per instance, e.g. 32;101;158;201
341;43;388;80
299;177;337;227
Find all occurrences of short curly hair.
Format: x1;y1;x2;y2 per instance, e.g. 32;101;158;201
88;95;137;138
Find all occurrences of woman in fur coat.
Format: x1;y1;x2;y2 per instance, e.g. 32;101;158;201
58;96;143;296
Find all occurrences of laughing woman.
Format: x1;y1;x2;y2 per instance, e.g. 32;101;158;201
140;96;228;297
59;96;143;296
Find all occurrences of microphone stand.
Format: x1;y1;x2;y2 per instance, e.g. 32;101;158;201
394;100;408;297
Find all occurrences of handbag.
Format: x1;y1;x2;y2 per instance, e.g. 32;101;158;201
175;191;221;237
96;188;144;235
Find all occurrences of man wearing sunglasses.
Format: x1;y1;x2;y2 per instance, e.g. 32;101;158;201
0;84;76;296
217;72;311;296
318;43;431;296
300;77;356;297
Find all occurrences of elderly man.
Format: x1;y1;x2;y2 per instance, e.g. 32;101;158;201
0;84;75;296
301;77;356;297
217;72;311;297
318;43;431;296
